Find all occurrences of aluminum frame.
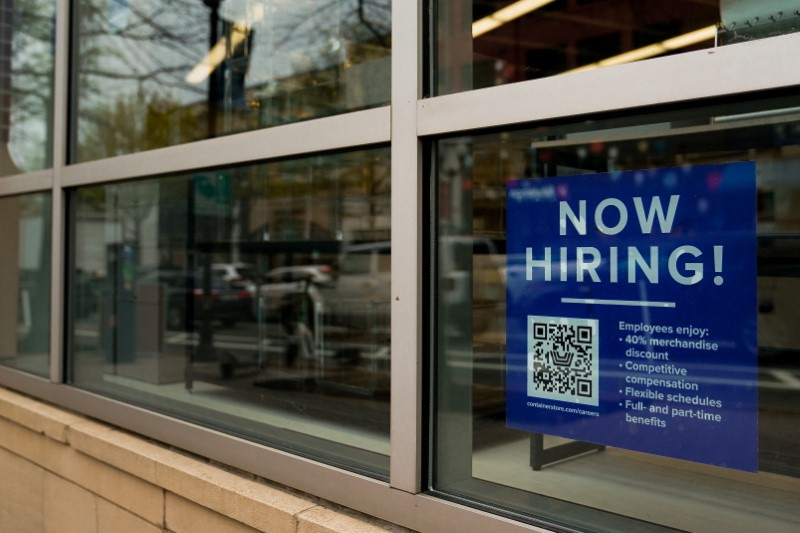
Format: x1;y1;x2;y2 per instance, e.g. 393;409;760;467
0;170;53;197
61;107;391;187
0;1;798;532
390;0;423;494
49;0;70;384
418;31;800;136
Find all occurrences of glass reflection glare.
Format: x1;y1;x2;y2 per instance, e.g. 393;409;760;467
70;148;391;476
73;0;391;162
0;0;55;176
437;1;800;95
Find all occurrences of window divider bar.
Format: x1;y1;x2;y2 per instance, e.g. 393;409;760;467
389;0;424;494
0;170;54;197
418;31;800;137
61;107;391;188
49;0;71;384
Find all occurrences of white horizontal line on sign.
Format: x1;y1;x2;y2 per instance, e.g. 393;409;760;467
562;298;676;308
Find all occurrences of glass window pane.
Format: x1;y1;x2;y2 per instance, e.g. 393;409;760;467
0;0;55;176
72;0;391;163
433;95;800;530
69;147;391;476
435;1;800;95
0;192;51;377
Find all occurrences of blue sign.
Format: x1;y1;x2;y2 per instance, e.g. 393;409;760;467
506;162;757;471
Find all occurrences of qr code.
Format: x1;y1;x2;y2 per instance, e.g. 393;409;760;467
527;316;599;406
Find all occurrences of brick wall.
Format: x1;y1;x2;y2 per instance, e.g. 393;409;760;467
0;387;411;533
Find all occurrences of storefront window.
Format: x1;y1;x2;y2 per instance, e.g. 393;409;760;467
0;0;55;176
435;0;800;95
69;147;391;476
71;0;391;162
433;94;800;530
0;192;51;377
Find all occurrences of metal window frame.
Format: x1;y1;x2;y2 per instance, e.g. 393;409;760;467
60;107;392;187
0;1;797;532
419;31;800;137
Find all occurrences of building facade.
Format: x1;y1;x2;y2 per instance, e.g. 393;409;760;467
1;1;799;531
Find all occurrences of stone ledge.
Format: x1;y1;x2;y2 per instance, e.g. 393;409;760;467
0;416;164;525
67;418;319;531
68;419;170;486
166;493;263;533
296;506;412;533
0;387;84;443
0;387;411;532
154;452;317;532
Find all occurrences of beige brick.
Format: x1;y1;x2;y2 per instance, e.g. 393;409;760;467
0;418;163;526
55;449;163;525
0;447;45;532
97;497;163;533
0;387;84;443
155;454;315;533
0;413;163;529
43;472;98;533
166;493;260;533
2;400;312;531
0;419;164;524
0;416;64;474
69;416;316;532
68;419;163;484
0;388;405;533
297;507;409;533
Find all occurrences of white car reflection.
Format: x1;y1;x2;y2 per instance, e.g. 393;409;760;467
256;265;334;321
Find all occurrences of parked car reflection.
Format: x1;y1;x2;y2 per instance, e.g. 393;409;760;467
214;260;257;287
139;270;252;330
254;242;391;395
257;264;335;321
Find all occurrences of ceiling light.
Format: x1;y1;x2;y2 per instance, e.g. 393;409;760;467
472;0;557;38
567;25;717;74
186;23;249;84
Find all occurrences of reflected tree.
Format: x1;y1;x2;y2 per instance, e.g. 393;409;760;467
1;0;55;174
73;0;392;161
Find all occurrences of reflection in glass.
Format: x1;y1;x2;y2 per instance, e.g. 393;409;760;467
0;192;51;377
69;147;391;476
434;96;800;530
0;0;55;176
436;1;800;95
72;0;391;162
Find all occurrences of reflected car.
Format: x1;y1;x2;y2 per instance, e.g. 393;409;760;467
212;262;258;294
256;265;334;320
139;270;252;330
256;243;391;329
252;246;392;396
213;262;259;318
318;241;391;330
